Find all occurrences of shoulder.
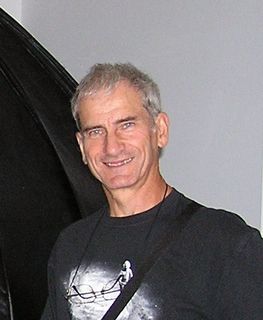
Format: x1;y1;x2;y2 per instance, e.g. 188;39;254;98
196;205;258;240
46;206;107;270
167;192;263;285
176;191;262;254
54;206;106;249
185;200;263;255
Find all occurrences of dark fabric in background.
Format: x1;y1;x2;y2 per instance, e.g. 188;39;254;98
0;9;106;320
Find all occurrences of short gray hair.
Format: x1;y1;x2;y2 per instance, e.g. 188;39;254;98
71;63;162;130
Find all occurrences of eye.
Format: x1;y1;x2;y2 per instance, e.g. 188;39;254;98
121;121;135;130
83;128;105;138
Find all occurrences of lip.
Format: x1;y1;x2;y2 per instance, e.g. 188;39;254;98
104;157;133;167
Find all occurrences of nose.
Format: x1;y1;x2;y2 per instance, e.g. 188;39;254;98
103;130;123;156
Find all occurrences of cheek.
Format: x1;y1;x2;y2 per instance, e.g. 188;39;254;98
83;144;99;165
143;132;159;152
84;153;101;179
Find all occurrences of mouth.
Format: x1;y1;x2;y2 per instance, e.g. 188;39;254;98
104;157;133;168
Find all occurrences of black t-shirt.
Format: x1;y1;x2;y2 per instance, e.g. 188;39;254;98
41;189;263;319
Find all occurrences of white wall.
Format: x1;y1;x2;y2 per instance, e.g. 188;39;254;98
2;1;263;230
0;0;21;21
262;166;263;233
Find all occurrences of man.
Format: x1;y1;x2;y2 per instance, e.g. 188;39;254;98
42;63;263;319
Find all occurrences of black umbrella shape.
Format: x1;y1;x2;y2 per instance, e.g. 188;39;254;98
0;8;106;320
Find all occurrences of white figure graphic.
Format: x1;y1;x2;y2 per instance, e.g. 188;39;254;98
118;260;133;288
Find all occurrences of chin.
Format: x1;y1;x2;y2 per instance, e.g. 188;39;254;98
103;177;138;191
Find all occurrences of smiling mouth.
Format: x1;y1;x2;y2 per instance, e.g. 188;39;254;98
104;157;133;167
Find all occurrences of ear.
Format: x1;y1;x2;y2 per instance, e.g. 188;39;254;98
155;112;169;149
76;132;88;164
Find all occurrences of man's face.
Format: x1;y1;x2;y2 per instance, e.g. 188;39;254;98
76;82;168;193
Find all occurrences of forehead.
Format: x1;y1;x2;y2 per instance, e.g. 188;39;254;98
78;82;147;123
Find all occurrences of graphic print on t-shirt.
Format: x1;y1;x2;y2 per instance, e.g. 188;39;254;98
65;260;159;319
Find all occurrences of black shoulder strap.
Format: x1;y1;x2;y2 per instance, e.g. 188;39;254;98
102;201;201;320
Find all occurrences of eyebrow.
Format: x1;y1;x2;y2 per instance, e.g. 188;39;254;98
81;124;102;133
114;116;138;125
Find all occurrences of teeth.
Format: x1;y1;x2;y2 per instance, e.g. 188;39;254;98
106;157;132;167
123;158;132;164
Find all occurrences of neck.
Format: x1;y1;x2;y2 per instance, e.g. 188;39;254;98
104;179;171;217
